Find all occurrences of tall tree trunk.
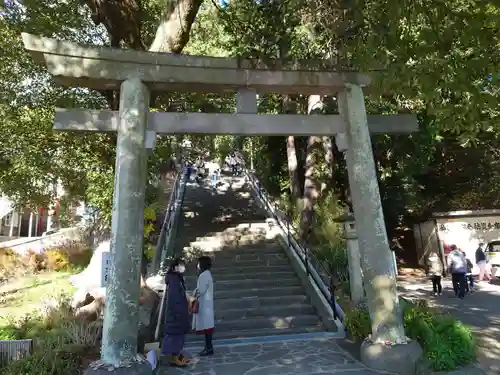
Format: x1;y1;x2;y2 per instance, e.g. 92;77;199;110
287;136;301;201
283;96;301;204
322;136;334;192
299;95;324;241
149;0;205;53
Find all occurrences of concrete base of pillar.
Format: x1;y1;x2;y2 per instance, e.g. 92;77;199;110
83;360;153;375
360;339;423;375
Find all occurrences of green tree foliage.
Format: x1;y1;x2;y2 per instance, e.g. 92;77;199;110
1;0;500;265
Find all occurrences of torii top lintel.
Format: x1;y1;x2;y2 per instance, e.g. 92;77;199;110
21;33;371;95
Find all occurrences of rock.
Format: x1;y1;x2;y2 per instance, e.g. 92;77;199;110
71;289;94;309
74;297;105;321
138;289;160;353
360;339;423;375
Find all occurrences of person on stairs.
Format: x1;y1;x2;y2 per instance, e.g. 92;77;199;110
192;256;215;356
426;251;443;296
161;258;190;367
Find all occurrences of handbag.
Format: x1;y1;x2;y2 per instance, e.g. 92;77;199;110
190;298;199;314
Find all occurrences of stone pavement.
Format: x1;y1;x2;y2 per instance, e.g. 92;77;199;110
399;278;500;375
158;338;388;375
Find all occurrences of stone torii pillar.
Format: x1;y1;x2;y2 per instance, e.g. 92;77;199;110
86;77;153;375
338;84;423;374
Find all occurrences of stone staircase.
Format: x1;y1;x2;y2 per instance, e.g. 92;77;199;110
171;176;329;344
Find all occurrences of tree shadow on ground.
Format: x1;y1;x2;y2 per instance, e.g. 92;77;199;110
173;176;270;264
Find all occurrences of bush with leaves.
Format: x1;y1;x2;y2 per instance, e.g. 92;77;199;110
344;298;476;371
404;304;476;371
1;243;92;282
0;248;28;282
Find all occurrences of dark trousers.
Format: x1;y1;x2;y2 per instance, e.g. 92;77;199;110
431;275;442;294
451;272;467;298
204;331;213;350
465;274;474;292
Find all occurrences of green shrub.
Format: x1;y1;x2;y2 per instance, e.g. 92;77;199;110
343;299;476;371
344;304;372;341
404;304;476;371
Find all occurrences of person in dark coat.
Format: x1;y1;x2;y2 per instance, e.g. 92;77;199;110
161;258;190;367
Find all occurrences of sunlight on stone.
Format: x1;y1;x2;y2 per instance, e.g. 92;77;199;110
372;275;398;327
214;214;233;223
270;316;295;329
237;191;251;199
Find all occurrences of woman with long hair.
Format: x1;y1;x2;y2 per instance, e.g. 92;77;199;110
192;256;215;356
161;258;190;366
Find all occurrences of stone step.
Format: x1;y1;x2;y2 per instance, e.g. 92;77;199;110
197;244;283;257
215;285;304;300
185;270;295;284
186;264;292;276
214;277;300;292
212;257;289;268
212;252;286;262
215;303;316;321
184;236;277;250
214;276;301;291
214;314;321;332
216;294;309;310
185;324;326;344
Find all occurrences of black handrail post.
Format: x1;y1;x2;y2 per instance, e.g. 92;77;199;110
286;218;291;247
286;209;293;247
304;231;310;277
329;276;338;320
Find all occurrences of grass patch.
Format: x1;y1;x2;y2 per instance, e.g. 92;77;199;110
0;272;75;321
0;272;101;374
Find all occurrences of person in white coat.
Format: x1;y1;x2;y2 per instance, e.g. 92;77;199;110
192;256;215;356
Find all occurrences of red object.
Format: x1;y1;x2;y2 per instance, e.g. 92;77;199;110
196;328;214;335
442;241;452;256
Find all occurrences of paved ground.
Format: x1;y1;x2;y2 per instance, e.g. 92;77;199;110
399;278;500;375
158;338;387;375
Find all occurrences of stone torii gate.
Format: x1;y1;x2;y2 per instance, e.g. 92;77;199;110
22;33;422;375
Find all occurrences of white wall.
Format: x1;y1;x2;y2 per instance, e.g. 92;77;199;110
436;215;500;272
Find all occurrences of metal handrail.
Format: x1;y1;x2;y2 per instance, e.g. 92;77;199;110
153;164;188;342
237;153;340;321
151;164;188;276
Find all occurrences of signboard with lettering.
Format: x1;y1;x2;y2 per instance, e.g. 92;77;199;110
435;215;500;272
100;251;111;288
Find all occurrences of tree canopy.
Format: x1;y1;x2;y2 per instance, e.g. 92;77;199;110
1;0;499;252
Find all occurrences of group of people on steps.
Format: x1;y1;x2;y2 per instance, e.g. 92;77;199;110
161;256;215;367
427;243;492;299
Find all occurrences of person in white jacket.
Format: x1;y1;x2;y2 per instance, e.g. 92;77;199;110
192;256;215;356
